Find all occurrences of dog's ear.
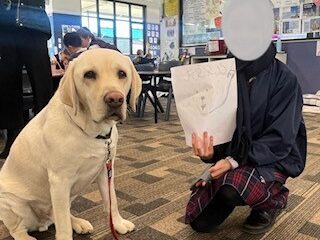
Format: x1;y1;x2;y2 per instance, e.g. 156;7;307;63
59;61;80;116
128;58;142;112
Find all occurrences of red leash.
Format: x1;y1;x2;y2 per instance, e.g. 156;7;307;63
106;161;119;240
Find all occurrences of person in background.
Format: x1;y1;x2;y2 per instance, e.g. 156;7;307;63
51;32;83;71
133;49;144;65
186;44;306;234
76;27;119;52
140;52;156;65
0;0;53;159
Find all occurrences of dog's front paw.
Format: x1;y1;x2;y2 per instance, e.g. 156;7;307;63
114;218;135;234
71;217;94;234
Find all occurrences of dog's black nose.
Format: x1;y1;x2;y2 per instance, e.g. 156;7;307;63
104;91;124;108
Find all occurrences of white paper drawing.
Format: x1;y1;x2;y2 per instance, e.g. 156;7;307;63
171;58;238;147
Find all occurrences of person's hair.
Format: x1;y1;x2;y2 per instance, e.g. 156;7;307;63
63;32;82;47
136;49;143;55
77;27;95;39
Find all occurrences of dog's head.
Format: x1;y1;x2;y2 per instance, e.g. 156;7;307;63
59;49;142;125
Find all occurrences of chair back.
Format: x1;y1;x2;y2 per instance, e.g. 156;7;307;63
134;63;154;72
158;60;182;71
135;64;154;82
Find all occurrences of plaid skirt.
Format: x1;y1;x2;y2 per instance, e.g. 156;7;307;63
185;166;289;224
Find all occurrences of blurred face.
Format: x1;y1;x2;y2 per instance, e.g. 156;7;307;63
80;37;91;48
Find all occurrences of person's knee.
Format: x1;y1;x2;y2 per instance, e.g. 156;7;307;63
216;185;244;206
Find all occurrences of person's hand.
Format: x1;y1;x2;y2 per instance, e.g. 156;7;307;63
209;159;232;179
192;132;214;160
50;57;58;65
195;159;232;188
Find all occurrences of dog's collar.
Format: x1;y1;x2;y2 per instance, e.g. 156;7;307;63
96;128;112;140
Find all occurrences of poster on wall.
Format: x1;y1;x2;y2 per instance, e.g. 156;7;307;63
161;15;179;61
282;0;300;7
147;23;160;58
274;8;280;20
270;0;320;39
303;3;320;17
282;5;300;18
303;19;311;32
310;17;320;31
282;19;301;33
303;17;320;32
61;25;80;37
164;0;180;17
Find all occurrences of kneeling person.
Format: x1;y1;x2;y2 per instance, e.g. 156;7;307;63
186;44;307;234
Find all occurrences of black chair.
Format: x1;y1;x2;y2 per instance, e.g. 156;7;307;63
156;60;182;121
135;64;164;119
22;68;34;123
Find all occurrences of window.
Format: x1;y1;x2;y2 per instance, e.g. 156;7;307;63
80;0;146;55
99;0;113;19
81;0;98;36
132;23;144;54
100;19;114;44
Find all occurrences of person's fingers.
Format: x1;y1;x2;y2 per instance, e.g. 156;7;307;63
195;181;201;187
209;136;214;153
192;133;198;155
196;135;204;156
195;181;206;187
203;132;209;156
209;163;222;172
192;133;201;156
210;168;225;179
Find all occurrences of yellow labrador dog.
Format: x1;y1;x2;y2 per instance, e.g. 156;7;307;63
0;49;142;240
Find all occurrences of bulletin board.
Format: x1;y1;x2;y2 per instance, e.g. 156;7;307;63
182;0;225;46
147;23;161;58
272;0;320;39
182;0;320;46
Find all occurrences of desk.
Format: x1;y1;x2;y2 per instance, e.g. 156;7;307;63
138;71;171;123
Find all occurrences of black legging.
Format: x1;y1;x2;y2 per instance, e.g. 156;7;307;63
190;185;245;233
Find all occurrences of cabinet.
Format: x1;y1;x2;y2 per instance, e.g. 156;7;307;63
190;55;227;64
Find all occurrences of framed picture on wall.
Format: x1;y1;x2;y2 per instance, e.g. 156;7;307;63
282;19;301;34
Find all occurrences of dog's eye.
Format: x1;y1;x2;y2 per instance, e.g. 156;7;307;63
84;71;96;79
118;70;127;79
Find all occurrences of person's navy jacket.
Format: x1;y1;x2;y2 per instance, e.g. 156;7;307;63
205;59;307;182
0;0;51;39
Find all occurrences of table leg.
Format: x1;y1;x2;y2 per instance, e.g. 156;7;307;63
152;77;158;123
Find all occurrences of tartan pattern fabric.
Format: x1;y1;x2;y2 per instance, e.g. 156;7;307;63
185;166;289;224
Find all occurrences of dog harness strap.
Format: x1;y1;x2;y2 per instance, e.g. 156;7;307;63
105;140;119;240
